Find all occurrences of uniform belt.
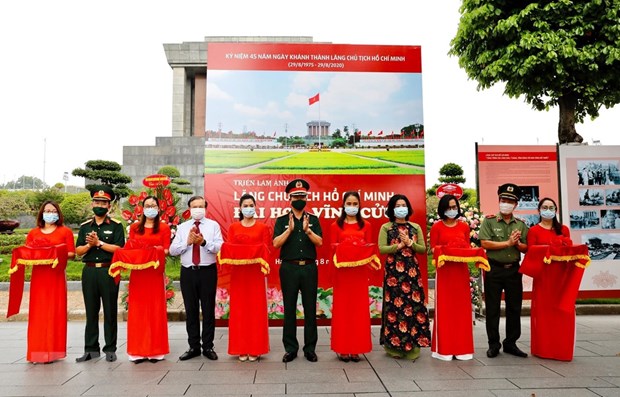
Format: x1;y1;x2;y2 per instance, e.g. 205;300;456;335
489;259;518;269
287;259;314;266
190;263;216;270
85;262;111;268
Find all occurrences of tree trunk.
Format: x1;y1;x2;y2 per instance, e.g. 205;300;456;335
558;94;584;144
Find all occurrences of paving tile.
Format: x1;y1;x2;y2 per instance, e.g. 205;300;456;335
588;388;620;397
185;383;285;396
490;389;601;396
255;368;347;383
391;391;495;397
462;364;560;379
0;385;91;396
82;384;188;396
509;376;614;389
541;357;620;377
158;369;256;384
416;378;517;391
287;381;386;394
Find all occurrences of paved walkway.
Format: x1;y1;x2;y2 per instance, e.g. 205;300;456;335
0;315;618;396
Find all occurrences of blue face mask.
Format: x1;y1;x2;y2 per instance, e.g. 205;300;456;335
393;207;409;219
540;209;556;220
444;209;458;219
241;207;256;218
143;208;159;219
43;213;59;224
344;206;359;216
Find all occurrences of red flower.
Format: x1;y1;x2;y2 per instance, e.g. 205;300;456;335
398;321;408;333
134;205;143;216
163;189;172;201
394;297;404;308
384;292;391;302
386;276;398;287
181;209;191;220
416;312;427;323
408;267;417;278
412;290;421;303
417;336;430;347
172;215;180;225
395;261;405;272
165;289;175;300
403;305;413;317
128;195;139;206
390;335;401;347
401;282;411;294
401;249;412;257
166;206;176;217
410;327;418;336
160;200;168;211
404;342;413;351
139;191;148;201
386;255;394;264
121;210;132;221
387;312;397;323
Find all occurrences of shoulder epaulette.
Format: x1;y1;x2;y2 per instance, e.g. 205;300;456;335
485;214;496;219
80;218;92;226
514;216;526;223
110;218;122;224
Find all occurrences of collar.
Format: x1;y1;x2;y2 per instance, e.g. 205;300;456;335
495;213;516;224
90;216;110;225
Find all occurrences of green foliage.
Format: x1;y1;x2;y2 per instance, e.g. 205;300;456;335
0;175;45;189
157;166;180;178
438;163;466;185
59;192;92;225
26;188;65;212
450;1;620;143
0;233;27;254
72;159;132;198
157;166;193;196
329;138;347;148
0;191;32;219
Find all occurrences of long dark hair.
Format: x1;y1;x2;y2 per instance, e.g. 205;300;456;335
538;197;563;235
386;194;413;222
36;200;64;228
336;191;365;230
238;193;256;220
137;195;160;235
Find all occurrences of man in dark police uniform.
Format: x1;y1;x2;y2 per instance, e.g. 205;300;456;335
273;179;323;363
75;186;125;362
479;183;529;359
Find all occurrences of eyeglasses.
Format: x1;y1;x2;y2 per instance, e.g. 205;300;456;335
447;205;458;210
541;206;556;211
43;210;58;214
144;205;159;209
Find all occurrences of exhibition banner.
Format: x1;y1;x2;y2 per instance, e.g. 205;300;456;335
205;42;427;321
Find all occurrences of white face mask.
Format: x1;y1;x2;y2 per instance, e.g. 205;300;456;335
393;207;409;219
444;209;458;219
344;206;359;216
190;207;205;220
499;202;515;215
143;208;158;219
241;207;256;218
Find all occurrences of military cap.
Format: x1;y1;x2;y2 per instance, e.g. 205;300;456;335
285;179;310;196
90;185;115;201
497;183;521;201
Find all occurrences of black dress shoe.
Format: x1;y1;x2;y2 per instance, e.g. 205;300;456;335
105;352;117;362
350;354;361;362
304;351;318;362
148;358;163;363
203;349;218;360
282;352;297;362
76;352;100;362
179;348;201;361
337;354;350;362
132;358;147;364
486;347;500;358
503;345;528;358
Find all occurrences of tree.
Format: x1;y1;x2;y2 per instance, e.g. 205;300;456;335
26;188;65;213
0;191;31;219
60;192;92;225
72;160;132;198
158;166;193;195
449;1;620;144
438;163;466;185
0;175;46;190
331;128;343;139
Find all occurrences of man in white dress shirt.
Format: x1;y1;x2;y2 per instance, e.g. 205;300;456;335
170;196;223;361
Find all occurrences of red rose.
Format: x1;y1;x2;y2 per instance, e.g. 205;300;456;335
417;336;430;347
395;261;405;273
404;342;413;352
165;289;175;300
398;321;408;333
394;297;404;308
416;312;426;323
403;305;413;317
386;255;394;264
387;312;397;323
390;335;401;347
401;249;412;257
401;282;411;294
412;290;421;303
410;327;418;336
384;292;391;302
387;276;398;287
408;267;417;277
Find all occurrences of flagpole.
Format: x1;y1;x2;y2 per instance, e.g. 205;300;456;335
318;97;321;150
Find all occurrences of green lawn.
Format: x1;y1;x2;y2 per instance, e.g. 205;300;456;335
204;150;292;173
350;149;425;167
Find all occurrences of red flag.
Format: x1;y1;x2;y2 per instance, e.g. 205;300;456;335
308;93;320;106
367;131;373;136
378;131;383;136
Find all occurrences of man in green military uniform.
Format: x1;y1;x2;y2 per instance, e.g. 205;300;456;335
273;179;323;363
479;183;529;359
75;186;125;362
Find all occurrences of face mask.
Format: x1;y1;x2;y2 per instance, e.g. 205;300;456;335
190;207;205;220
393;207;409;219
93;207;109;217
444;209;458;219
241;207;256;218
499;202;515;215
291;200;307;211
344;206;359;216
43;213;59;224
540;209;556;220
144;208;159;219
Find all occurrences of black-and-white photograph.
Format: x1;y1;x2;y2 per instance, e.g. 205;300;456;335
517;185;539;209
582;233;620;261
569;210;600;230
579;188;605;206
520;213;540;228
601;210;620;230
606;189;620;206
577;160;620;186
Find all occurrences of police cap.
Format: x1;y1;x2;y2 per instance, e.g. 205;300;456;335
285;179;310;196
497;183;521;201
